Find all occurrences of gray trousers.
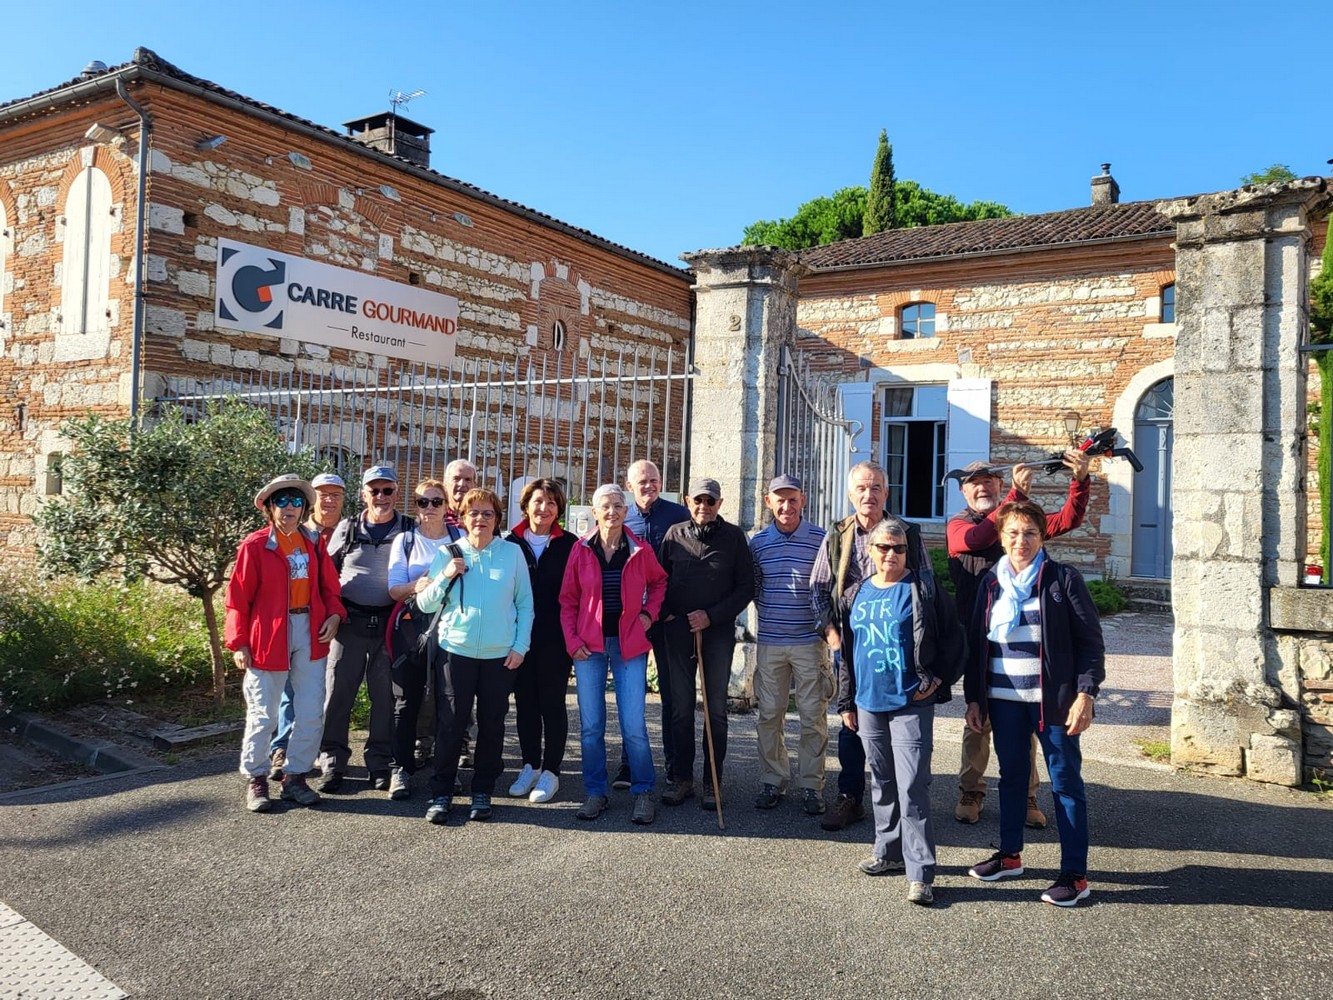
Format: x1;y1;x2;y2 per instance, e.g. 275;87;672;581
318;619;395;774
858;700;936;884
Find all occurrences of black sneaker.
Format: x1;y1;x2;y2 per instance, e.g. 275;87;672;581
611;763;632;790
425;796;452;824
1041;873;1091;907
754;783;782;809
316;770;345;794
820;794;865;831
470;793;492;821
968;850;1025;881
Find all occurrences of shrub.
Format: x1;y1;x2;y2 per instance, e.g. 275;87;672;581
928;548;955;595
0;574;213;713
1087;578;1128;615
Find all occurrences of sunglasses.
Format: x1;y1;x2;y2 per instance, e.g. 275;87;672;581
270;495;306;508
691;496;719;506
466;510;497;520
872;543;908;555
367;486;396;497
415;497;445;508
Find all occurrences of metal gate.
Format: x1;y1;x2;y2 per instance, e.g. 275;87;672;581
157;344;693;514
773;345;862;528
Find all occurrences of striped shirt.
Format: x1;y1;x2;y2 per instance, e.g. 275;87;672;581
987;595;1042;703
594;536;630;637
750;518;826;645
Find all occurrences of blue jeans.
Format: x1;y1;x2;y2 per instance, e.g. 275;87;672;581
575;638;655;796
272;680;295;753
990;698;1089;874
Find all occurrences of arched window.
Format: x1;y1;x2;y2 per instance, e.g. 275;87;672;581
900;302;935;340
1160;283;1175;324
60;166;114;335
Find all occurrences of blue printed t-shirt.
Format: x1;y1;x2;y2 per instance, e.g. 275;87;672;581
849;573;916;713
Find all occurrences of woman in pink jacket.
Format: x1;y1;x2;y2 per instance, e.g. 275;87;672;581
225;474;345;814
559;484;667;825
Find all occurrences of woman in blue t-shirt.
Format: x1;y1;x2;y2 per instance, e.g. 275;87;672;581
835;518;966;907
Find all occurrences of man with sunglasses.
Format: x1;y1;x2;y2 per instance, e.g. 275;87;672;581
657;477;755;810
810;461;933;831
316;465;411;793
948;453;1089;826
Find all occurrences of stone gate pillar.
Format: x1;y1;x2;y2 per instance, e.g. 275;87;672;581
1159;179;1331;785
679;247;806;529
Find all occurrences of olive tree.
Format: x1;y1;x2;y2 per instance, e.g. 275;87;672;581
35;399;325;706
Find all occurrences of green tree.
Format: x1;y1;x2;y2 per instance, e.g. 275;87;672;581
1311;228;1333;572
742;186;868;250
863;129;896;236
1241;164;1299;186
894;180;1013;228
34;399;325;706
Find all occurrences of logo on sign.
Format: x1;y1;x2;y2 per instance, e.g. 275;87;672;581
217;245;286;330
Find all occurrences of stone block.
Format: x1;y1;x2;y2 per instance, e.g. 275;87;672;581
233;350;260;369
1247;733;1301;786
250;185;280;207
181;338;209;362
1267;708;1302;741
1170;698;1243;774
727;641;756;707
149;204;185;235
204;203;237;227
145;306;186;339
146;254;168;283
177;270;211;297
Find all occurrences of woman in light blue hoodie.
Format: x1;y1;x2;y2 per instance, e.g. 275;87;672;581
418;487;533;824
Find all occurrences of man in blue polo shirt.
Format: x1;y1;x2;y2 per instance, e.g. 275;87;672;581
749;474;831;816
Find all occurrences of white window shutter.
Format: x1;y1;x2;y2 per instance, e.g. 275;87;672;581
84;169;113;334
945;378;993;516
60;169;90;334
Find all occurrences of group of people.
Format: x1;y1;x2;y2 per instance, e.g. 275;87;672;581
224;451;1104;908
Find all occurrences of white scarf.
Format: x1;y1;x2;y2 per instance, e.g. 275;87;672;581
987;550;1045;642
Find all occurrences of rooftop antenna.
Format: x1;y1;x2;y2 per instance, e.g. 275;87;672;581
389;88;426;115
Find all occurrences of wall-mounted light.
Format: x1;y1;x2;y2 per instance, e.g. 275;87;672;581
84;122;125;144
195;135;227;152
288;151;313;170
379;184;401;202
452;212;473;228
1062;410;1082;444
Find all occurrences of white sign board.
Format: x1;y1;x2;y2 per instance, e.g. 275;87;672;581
214;238;458;365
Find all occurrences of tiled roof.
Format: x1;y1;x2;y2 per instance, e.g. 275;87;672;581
799;200;1174;270
0;49;690;278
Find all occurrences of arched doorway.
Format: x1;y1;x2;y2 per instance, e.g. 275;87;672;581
1131;377;1173;578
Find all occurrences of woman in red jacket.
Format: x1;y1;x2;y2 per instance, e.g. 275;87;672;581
559;484;667;825
226;474;345;814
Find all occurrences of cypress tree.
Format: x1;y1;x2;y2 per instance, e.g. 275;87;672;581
863;129;896;236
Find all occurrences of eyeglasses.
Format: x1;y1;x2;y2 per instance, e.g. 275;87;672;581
270;495;306;509
872;543;908;555
368;487;396;497
465;510;497;520
415;497;445;508
691;496;718;506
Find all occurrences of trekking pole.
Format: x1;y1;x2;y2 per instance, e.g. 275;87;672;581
695;629;725;831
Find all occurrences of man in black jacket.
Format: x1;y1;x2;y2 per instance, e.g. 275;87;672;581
657;477;756;810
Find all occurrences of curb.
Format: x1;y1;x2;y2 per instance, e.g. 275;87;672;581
1;712;165;774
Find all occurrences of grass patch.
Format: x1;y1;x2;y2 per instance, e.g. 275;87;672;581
1135;738;1171;763
1088;578;1128;615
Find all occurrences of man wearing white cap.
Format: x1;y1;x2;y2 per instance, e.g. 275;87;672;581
316;464;411;793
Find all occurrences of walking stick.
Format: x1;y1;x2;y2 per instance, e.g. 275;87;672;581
695;629;725;830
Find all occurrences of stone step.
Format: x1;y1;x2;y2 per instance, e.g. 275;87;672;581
1120;577;1171;611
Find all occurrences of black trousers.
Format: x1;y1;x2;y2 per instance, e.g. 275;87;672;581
512;636;572;774
663;617;734;783
429;651;514;798
390;649;428;773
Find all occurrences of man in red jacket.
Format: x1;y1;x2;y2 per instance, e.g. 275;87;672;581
947;452;1089;826
226;474;345;813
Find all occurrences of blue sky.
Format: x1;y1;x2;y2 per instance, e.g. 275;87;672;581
2;1;1327;265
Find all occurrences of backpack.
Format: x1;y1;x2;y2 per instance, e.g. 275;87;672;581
385;542;464;672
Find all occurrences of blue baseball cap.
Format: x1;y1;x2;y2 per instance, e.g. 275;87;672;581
361;465;398;486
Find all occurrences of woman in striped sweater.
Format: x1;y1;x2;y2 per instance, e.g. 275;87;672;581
964;500;1105;907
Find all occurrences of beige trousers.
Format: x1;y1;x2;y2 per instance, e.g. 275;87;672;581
754;642;833;792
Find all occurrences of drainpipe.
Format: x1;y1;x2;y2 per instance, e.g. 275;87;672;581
114;78;151;423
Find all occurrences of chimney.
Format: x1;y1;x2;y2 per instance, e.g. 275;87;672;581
343;111;434;168
1091;163;1120;206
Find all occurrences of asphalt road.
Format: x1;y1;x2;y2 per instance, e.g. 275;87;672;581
3;612;1331;1000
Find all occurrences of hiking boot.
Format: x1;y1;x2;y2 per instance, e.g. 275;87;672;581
576;795;609;821
661;779;694;806
857;854;905;876
369;771;391;792
700;785;722;811
907;881;935;906
469;793;492;821
389;767;411;801
245;777;271;813
968;850;1025;881
280;775;321;807
508;764;538;798
1041;872;1091;907
802;789;826;816
611;762;632;790
754;783;782;809
1026;796;1048;829
955;790;984;824
529;770;560;803
425;795;452;824
821;794;865;831
268;748;287;782
316;769;345;794
631;793;656;825
413;738;433;769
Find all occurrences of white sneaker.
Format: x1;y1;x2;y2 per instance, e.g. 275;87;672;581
529;770;560;803
508;764;538;798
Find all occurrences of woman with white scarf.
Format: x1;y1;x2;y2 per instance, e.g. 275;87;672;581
964;500;1105;907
